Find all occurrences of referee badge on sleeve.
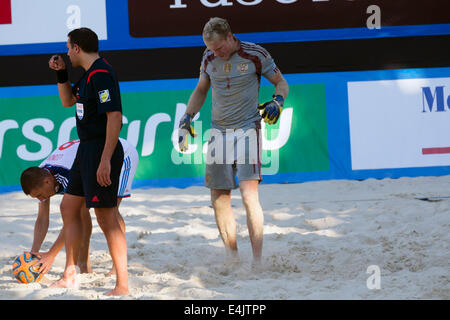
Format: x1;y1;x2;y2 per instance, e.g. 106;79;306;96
98;89;111;103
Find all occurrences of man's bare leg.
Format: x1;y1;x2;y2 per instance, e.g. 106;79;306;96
49;194;84;289
94;206;129;296
107;198;125;277
211;189;239;261
239;180;264;264
77;206;93;273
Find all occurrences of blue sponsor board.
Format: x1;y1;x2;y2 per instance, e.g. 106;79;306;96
1;0;450;56
1;66;450;194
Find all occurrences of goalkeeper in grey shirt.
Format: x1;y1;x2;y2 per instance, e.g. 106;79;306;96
178;17;289;267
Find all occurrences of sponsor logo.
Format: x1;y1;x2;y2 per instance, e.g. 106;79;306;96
0;102;293;176
348;78;450;170
129;0;447;38
421;86;450;155
422;86;450;113
98;89;111;103
0;83;327;188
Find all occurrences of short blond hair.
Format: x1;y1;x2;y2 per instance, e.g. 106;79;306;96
202;17;232;42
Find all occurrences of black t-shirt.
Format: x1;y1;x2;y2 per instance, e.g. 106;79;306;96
72;58;122;142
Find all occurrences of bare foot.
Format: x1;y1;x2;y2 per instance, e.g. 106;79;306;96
48;275;80;289
106;286;129;296
48;266;80;289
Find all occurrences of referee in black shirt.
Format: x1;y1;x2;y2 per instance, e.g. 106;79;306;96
48;28;128;296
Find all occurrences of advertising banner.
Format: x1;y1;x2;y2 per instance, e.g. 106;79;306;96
3;68;450;194
0;81;329;190
348;77;450;170
129;0;450;37
0;0;107;46
2;0;450;55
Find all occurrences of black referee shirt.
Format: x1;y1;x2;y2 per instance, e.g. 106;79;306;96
72;58;122;142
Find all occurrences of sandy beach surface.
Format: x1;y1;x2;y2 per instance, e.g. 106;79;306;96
0;176;449;300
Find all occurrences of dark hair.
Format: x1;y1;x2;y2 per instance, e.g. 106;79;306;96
67;27;99;53
20;167;50;195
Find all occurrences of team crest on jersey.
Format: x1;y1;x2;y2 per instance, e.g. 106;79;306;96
237;63;249;74
224;63;232;74
76;103;84;120
98;89;111;103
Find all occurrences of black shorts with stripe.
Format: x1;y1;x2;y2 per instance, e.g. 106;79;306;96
66;140;124;208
